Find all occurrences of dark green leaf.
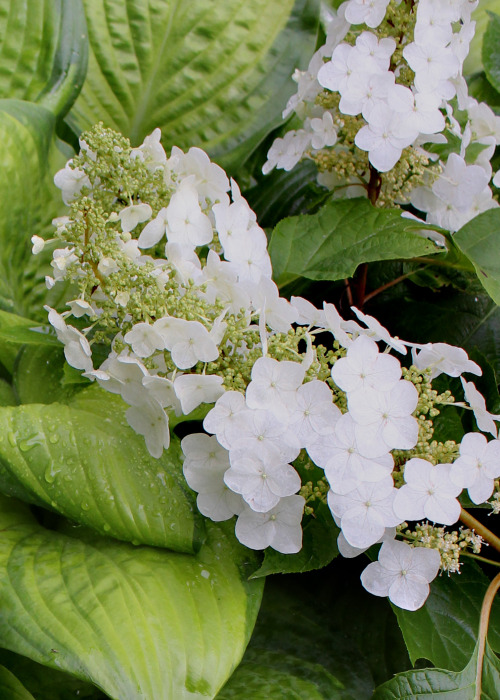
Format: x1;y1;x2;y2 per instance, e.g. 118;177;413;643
0;494;263;700
245;160;327;228
0;650;104;700
483;11;500;93
0;666;35;700
373;642;500;699
216;648;343;699
218;576;374;699
454;209;500;305
66;0;319;170
13;346;78;405
394;562;500;671
268;198;441;287
0;385;204;552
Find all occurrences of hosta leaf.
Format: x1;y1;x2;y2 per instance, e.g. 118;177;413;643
0;495;264;700
0;385;203;552
268;198;441;287
0;650;104;700
373;642;500;699
67;0;319;169
482;11;500;93
453;209;500;305
218;578;374;699
216;648;343;699
393;562;500;671
0;666;35;700
0;0;87;117
0;100;69;317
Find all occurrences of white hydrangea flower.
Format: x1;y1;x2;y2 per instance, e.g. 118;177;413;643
393;458;462;526
450;433;500;505
235;495;305;553
361;539;441;611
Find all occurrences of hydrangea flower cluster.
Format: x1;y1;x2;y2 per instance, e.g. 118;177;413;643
263;0;500;229
43;124;500;611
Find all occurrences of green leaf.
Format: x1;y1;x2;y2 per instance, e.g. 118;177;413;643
482;11;500;93
0;311;48;374
373;642;500;699
66;0;319;170
216;648;343;699
0;0;88;118
218;577;374;699
0;494;263;700
245;159;326;228
250;501;339;577
13;346;78;405
453;209;500;305
0;385;203;552
0;666;35;700
393;563;500;672
0;650;104;700
0;100;69;317
268;198;441;287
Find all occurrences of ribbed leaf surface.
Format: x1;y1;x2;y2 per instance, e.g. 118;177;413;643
68;0;318;168
0;495;263;700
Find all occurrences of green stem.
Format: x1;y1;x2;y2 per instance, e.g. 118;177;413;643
461;552;500;568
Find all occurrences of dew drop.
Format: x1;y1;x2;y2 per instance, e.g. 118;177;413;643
103;523;111;532
7;432;16;447
44;465;59;483
81;501;90;511
49;434;59;444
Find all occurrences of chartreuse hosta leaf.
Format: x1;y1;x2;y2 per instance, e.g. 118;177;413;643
0;666;35;700
0;100;71;316
0;0;87;117
0;494;264;700
268;198;441;287
67;0;318;169
0;384;203;552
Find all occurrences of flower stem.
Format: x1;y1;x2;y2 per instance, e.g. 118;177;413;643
475;572;500;700
460;552;500;568
460;508;500;554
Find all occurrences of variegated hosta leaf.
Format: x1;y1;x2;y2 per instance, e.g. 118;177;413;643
0;385;204;552
0;100;69;317
0;495;264;700
0;0;87;117
67;0;319;169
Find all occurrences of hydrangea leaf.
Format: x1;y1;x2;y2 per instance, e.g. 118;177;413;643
66;0;319;170
0;666;36;700
268;198;441;287
0;100;70;317
453;209;500;305
217;578;374;699
372;641;500;699
0;0;87;118
0;495;263;700
0;384;204;552
465;2;500;75
393;562;500;672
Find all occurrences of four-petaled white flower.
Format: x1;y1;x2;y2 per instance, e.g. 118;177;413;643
361;539;441;610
